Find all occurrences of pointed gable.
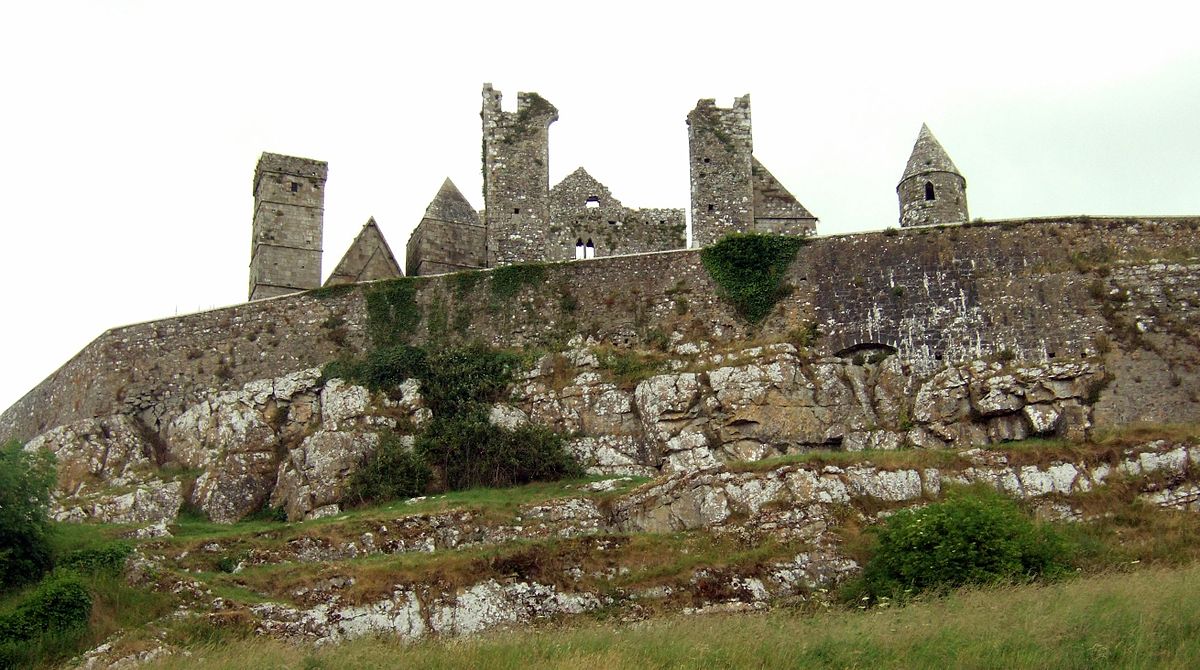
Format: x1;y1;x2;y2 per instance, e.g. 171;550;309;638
901;123;962;182
550;167;625;209
752;157;816;221
325;217;403;286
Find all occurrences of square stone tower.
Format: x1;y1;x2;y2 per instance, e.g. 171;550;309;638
688;96;754;248
481;84;559;267
249;153;327;300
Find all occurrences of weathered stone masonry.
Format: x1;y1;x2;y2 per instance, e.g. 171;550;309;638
4;217;1198;445
249;153;327;300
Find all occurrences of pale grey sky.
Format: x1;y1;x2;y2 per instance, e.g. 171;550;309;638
2;1;1198;412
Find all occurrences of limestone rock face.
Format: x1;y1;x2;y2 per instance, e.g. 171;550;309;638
271;431;380;521
51;479;183;526
26;415;157;494
512;345;1103;477
23;343;1109;525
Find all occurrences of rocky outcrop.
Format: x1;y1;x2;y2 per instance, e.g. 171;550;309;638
20;343;1111;525
612;440;1199;535
513;345;1103;475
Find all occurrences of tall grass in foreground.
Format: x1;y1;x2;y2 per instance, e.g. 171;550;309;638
149;563;1200;670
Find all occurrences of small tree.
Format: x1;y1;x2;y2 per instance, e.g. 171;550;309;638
0;440;57;591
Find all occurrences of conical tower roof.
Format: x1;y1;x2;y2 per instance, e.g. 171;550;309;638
423;178;480;225
900;123;962;182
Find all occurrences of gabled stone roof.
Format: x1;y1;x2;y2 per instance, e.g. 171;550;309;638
751;157;815;220
325;217;403;285
424;178;481;226
901;123;962;182
551;167;624;209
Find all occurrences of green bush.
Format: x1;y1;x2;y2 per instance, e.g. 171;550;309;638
0;440;57;592
420;345;521;416
57;542;132;576
0;573;92;643
417;416;581;491
347;432;432;505
700;233;806;323
859;487;1070;600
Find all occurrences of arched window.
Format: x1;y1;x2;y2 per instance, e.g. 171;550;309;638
585;196;600;209
924;182;935;201
585;239;596;259
574;238;585;260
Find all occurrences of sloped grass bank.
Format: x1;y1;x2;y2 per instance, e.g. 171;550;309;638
147;562;1200;669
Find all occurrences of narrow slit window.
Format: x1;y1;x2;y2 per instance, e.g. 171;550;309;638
574;238;585;260
924;182;935;201
513;207;521;214
290;182;300;193
584;239;595;259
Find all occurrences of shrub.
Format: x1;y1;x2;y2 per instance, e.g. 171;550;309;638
417;416;581;491
701;234;805;323
420;345;521;416
859;487;1070;600
0;440;57;592
57;542;132;576
347;432;432;505
0;573;92;643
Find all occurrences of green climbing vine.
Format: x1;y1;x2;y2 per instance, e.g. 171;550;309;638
700;233;806;323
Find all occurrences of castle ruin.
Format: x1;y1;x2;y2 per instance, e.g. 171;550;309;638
251;85;846;295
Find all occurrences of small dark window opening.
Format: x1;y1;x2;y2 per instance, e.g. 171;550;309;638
703;157;711;163
513;207;521;214
608;220;617;226
707;204;715;212
290;182;300;193
924;182;935;201
659;220;666;224
585;196;600;209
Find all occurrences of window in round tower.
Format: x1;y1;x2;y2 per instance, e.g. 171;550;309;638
924;182;936;201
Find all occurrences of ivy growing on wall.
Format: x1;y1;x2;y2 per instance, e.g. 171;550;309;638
700;233;806;323
364;278;422;347
490;262;548;300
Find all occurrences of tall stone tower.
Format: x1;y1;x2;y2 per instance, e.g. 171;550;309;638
249;152;327;300
481;84;559;267
688;95;754;248
897;124;968;227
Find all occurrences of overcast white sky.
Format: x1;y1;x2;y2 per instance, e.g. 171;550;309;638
1;1;1198;412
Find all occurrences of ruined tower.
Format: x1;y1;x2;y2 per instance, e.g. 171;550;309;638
406;178;486;276
249;152;326;300
481;84;558;267
688;96;754;248
897;124;968;227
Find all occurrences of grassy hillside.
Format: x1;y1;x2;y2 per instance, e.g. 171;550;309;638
146;563;1200;670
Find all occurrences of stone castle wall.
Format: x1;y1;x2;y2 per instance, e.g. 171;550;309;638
3;217;1199;445
545;169;685;261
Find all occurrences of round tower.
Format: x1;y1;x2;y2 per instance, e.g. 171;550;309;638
897;124;968;227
